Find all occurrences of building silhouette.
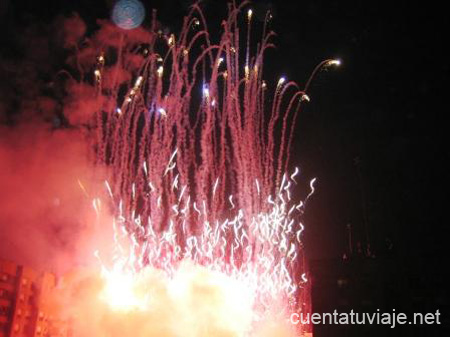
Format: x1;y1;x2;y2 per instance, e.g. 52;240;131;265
0;259;69;337
310;254;448;337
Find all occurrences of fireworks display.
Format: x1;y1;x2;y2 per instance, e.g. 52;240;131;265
83;2;338;334
0;1;338;336
2;1;444;336
84;2;341;335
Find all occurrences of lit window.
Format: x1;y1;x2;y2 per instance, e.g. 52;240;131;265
337;278;349;287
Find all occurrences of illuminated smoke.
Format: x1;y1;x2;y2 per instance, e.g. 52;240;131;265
59;263;295;337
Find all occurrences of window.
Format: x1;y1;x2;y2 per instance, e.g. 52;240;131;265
0;273;17;286
337;278;349;287
0;305;10;316
0;289;12;301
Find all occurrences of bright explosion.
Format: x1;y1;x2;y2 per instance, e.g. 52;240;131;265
70;2;340;336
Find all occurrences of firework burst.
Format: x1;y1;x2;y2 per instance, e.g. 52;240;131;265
85;1;339;334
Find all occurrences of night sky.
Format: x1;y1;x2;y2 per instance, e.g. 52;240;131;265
0;0;447;263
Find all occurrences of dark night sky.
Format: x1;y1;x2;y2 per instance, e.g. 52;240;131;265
0;0;447;261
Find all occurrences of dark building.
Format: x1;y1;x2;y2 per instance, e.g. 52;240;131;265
310;254;449;336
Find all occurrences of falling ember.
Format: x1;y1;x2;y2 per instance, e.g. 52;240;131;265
82;2;339;336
